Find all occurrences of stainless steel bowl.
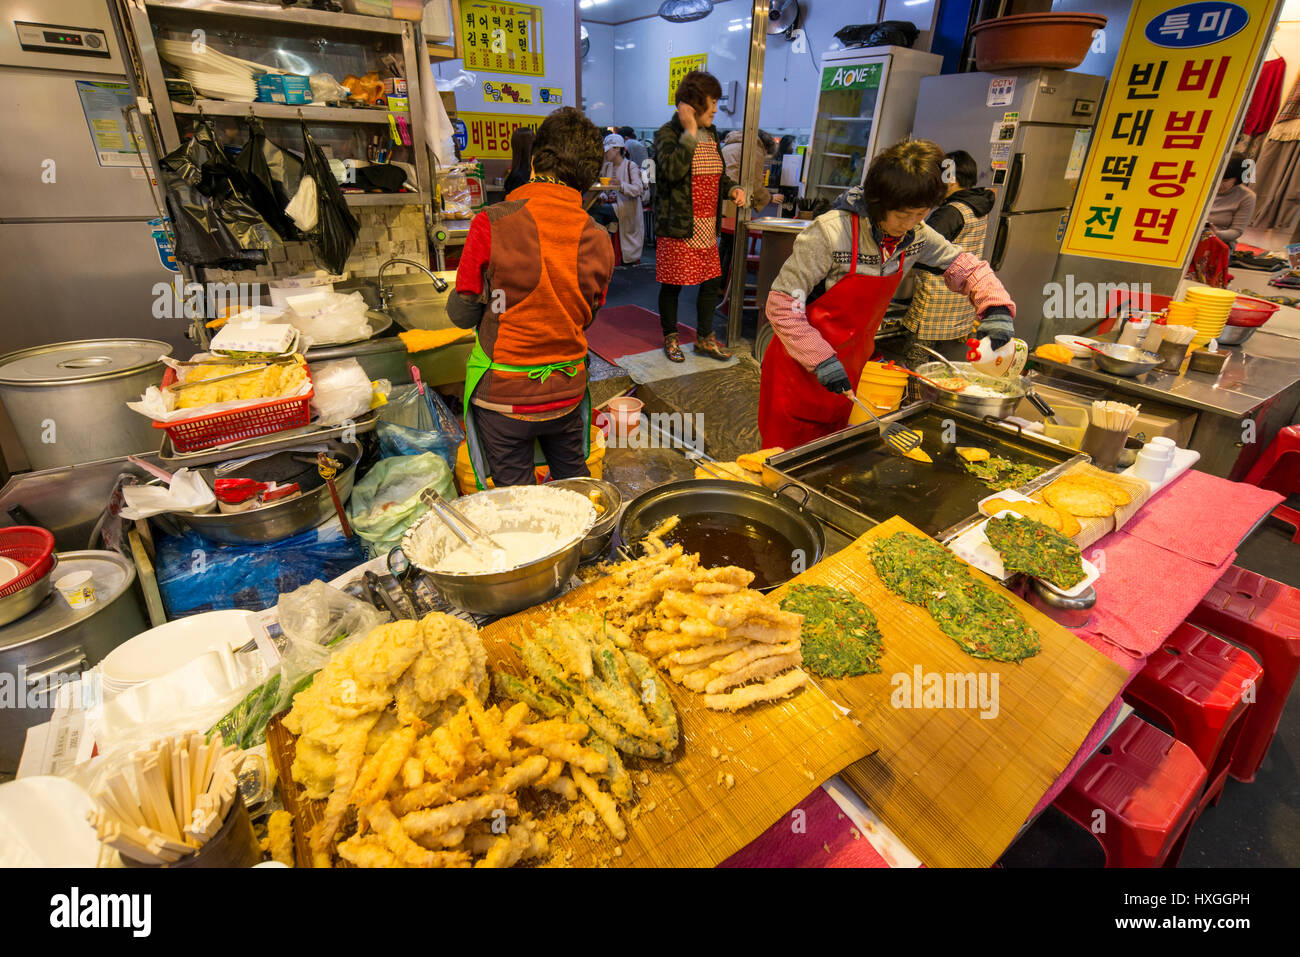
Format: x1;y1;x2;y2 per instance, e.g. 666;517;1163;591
915;361;1025;419
399;486;595;616
173;441;359;545
0;561;55;628
1088;343;1163;376
1216;324;1256;346
1026;577;1096;628
549;477;622;564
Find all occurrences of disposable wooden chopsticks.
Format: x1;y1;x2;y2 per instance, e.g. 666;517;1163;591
1090;400;1139;432
91;733;241;865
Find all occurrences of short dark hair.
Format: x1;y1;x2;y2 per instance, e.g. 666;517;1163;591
618;126;636;140
531;107;603;191
946;149;977;189
1223;153;1247;184
758;129;776;153
509;127;534;177
862;139;948;222
675;70;722;113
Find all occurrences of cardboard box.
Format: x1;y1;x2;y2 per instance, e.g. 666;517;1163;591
1015;383;1198;447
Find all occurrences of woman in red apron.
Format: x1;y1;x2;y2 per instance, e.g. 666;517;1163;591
759;139;1018;451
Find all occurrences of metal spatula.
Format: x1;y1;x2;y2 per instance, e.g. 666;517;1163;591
844;393;923;454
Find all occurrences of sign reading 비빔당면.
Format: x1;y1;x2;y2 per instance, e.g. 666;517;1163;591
669;53;708;106
1060;0;1278;267
459;0;544;77
457;111;539;160
820;62;883;92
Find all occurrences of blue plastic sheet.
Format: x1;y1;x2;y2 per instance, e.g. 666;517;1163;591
154;522;367;616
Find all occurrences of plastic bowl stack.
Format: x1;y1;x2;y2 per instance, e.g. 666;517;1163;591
1183;286;1237;347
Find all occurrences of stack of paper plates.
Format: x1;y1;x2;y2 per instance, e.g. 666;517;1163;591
158;39;270;102
99;609;256;694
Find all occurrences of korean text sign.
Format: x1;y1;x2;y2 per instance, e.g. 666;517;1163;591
1060;0;1278;267
669;54;709;106
458;112;539;159
459;0;544;77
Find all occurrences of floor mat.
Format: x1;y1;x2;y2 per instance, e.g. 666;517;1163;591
586;305;695;362
614;345;739;383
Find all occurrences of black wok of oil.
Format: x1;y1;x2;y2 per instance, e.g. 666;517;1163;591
659;514;799;589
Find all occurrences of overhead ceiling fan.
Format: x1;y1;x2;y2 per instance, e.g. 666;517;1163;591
580;24;590;59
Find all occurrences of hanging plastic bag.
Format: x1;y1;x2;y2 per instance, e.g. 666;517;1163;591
300;119;360;274
310;358;377;424
233;116;302;241
348;452;457;557
375;382;464;467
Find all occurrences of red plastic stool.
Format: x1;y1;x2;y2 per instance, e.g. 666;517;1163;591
1187;565;1300;782
1243;424;1300;542
1053;714;1207;867
1123;622;1262;808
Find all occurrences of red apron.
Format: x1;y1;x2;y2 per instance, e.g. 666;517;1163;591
759;216;904;449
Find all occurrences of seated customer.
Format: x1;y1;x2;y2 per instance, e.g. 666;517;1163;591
1206;154;1256;250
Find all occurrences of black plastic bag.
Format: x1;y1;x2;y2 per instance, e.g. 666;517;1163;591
300;120;360;275
834;20;919;49
159;122;272;269
233;117;303;241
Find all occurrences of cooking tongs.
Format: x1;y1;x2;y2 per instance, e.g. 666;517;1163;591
418;487;505;552
843;393;923;453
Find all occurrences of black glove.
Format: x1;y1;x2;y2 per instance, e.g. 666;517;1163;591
979;308;1015;350
814;356;852;395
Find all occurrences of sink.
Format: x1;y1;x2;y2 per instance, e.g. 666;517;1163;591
337;272;458;331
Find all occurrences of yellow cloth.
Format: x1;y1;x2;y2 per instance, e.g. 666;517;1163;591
398;327;474;352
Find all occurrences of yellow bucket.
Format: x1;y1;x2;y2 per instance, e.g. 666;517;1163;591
454;425;606;494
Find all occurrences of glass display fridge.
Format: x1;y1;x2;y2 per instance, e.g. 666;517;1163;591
802;46;942;208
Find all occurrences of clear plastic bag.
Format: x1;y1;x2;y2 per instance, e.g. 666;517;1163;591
376;383;463;467
286;291;371;346
309;358;377;424
348;452;457;557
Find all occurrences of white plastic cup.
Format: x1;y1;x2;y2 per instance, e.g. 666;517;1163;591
1148;436;1177;463
1133;448;1169;483
55;570;96;609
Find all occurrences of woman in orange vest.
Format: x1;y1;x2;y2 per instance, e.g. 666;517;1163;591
448;107;616;488
759;139;1016;451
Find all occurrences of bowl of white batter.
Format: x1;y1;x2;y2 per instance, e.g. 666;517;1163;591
398;484;597;616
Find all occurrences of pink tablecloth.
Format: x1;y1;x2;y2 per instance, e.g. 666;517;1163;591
721;786;889;868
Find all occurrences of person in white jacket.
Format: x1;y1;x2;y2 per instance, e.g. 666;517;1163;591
598;133;645;264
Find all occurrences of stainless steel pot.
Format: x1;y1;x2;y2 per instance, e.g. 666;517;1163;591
0;339;172;470
616;480;825;591
172;441;359;545
915;361;1055;421
549;477;622;564
397;487;593;616
0;550;146;775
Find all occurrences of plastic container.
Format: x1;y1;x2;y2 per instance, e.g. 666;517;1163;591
1132;444;1170;483
154;364;314;453
851;361;907;421
55;569;96;609
970;13;1108;71
1041;406;1089;449
0;527;55;599
1081;423;1129;471
1227;295;1280;328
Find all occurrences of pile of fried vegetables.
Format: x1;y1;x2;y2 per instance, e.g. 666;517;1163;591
284;612;629;867
496;610;680;806
589;538;808;711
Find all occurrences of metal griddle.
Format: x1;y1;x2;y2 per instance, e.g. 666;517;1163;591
762;404;1086;542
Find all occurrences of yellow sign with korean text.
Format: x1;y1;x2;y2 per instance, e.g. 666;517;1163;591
1060;0;1279;267
458;111;539;160
482;80;532;104
459;1;544;77
668;53;708;106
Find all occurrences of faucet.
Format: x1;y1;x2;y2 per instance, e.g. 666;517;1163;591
377;257;448;312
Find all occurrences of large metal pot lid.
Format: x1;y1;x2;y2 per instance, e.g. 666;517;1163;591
0;339;172;386
0;551;136;649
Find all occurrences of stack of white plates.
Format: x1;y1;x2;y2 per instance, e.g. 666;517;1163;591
99;609;256;695
158;39;271;102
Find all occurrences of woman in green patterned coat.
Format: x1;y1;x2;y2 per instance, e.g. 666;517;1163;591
653;70;746;362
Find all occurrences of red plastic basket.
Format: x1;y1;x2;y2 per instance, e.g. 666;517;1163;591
1227;296;1279;328
0;526;56;598
154;362;314;453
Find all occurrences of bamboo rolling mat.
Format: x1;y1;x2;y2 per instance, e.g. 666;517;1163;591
268;576;878;868
1029;463;1152;549
772;517;1128;868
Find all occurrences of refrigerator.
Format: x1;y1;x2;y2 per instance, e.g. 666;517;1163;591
912;69;1105;347
0;0;186;355
802;46;942;209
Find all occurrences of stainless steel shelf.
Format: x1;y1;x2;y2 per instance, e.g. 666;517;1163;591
171;99;397;125
143;0;406;35
344;192;428;206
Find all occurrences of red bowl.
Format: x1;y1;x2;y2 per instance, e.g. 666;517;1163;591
1227;296;1280;328
970;13;1109;71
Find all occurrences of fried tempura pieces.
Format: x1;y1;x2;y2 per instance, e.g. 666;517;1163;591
703;669;809;711
572;768;626;841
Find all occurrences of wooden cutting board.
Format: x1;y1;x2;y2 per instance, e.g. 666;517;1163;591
267;576;878;868
771;516;1127;868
